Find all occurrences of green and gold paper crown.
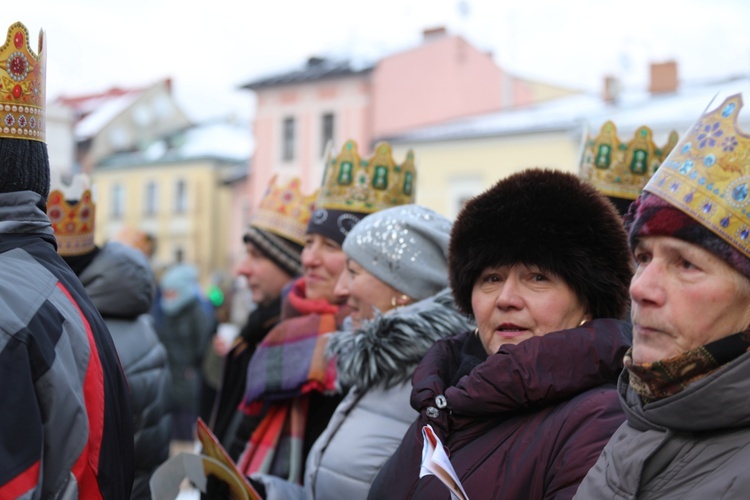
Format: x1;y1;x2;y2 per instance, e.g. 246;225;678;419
579;121;678;200
316;139;416;213
1;21;45;142
645;93;750;259
251;175;318;246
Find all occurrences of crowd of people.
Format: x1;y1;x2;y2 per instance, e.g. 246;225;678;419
4;18;750;500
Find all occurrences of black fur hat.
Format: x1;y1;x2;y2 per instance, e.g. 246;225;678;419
449;168;632;320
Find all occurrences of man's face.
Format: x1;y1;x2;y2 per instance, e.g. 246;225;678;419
236;242;293;307
630;236;750;364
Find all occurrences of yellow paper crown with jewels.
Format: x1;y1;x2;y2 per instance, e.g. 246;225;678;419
579;121;679;200
1;21;45;142
645;93;750;259
250;175;318;246
316;139;416;213
47;173;96;256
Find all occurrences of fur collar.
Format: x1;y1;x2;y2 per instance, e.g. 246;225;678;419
327;288;473;391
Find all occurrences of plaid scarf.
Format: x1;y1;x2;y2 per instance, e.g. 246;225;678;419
625;330;750;402
237;278;346;482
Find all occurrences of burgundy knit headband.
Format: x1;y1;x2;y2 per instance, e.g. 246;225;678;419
626;193;750;281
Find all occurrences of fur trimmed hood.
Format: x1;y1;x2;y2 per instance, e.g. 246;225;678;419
449;168;632;320
327;288;473;391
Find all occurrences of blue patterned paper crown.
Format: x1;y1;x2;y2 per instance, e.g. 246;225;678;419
645;93;750;259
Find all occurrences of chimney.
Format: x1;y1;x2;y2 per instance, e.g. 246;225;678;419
423;26;448;42
307;56;326;68
649;61;678;94
603;75;621;104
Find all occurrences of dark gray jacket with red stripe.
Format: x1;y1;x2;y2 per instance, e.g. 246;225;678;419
368;319;630;500
0;191;134;499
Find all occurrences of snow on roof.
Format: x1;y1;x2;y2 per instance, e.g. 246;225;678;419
74;91;141;141
241;57;374;90
383;76;750;144
100;120;253;168
179;121;253;160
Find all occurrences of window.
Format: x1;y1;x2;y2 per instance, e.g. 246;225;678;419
144;181;158;216
320;113;334;155
111;183;125;219
282;117;295;161
448;176;483;219
174;246;184;263
174;179;187;214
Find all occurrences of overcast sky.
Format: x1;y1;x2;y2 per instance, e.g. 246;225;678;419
6;0;750;123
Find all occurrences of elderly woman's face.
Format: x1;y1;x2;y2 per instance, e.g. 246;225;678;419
472;264;589;355
630;236;750;365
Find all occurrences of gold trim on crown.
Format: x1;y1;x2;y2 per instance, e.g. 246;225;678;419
47;188;96;256
251;175;318;246
316;140;416;214
0;22;45;142
645;93;750;259
579;121;678;200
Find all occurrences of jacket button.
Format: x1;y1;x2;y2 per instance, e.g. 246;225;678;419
426;406;439;418
435;395;447;409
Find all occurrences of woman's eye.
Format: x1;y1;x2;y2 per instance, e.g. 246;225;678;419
634;252;649;265
531;273;547;282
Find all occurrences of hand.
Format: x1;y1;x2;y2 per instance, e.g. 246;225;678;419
212;335;231;356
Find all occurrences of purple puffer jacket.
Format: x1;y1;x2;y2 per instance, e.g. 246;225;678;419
368;319;630;500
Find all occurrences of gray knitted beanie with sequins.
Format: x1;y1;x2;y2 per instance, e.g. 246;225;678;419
342;204;452;300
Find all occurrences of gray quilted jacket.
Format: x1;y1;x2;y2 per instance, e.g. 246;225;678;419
77;241;172;500
575;351;750;500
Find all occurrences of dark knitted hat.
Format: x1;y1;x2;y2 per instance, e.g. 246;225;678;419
626;192;750;281
0;139;50;199
449;168;633;320
243;227;303;277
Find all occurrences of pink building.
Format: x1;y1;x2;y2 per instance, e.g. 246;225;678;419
240;27;567;207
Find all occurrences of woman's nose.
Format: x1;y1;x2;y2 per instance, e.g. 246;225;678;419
495;277;523;309
333;269;351;298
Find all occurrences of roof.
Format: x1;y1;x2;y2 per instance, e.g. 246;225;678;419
240;57;374;90
73;92;142;141
381;75;750;144
56;85;151;141
98;120;253;169
54;79;183;141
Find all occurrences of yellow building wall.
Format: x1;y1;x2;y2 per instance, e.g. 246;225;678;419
391;131;582;219
92;161;233;289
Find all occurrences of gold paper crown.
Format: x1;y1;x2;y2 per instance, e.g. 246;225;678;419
316;139;416;213
1;22;45;142
645;93;750;259
251;175;318;246
47;174;95;256
579;121;678;200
